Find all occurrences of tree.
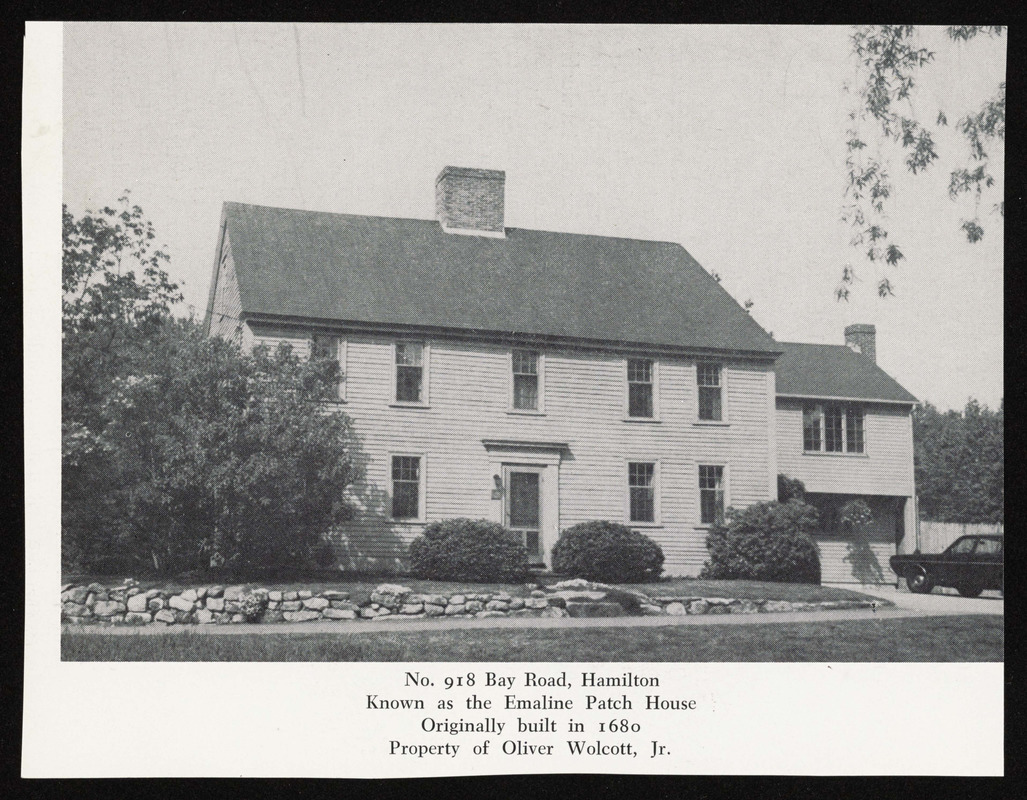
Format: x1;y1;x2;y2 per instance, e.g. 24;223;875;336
63;197;358;576
839;26;1004;299
912;399;1003;524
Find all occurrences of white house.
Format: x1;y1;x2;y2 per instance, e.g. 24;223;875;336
204;166;917;583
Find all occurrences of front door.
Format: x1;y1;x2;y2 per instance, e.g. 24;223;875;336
505;466;543;564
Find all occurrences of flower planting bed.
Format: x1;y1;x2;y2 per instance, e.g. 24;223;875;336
60;578;882;626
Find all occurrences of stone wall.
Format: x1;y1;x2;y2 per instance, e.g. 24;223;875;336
60;578;880;626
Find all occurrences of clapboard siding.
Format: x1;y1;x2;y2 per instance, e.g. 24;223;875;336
776;399;913;496
245;323;775;575
208;235;243;345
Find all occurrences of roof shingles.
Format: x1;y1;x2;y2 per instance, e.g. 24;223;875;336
775;342;917;403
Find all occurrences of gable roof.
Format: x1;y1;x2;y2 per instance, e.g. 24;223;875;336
775;342;918;404
214;201;780;356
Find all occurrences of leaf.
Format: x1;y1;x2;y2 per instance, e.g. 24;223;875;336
885;244;905;266
962;220;985;243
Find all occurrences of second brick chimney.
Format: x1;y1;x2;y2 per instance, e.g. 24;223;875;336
845;323;876;363
435;166;506;237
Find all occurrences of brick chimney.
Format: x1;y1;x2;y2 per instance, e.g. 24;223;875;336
435;166;505;237
845;323;876;363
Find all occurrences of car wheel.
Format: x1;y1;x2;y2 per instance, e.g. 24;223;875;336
906;568;933;594
957;583;983;598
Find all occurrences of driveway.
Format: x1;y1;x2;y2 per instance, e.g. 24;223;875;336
824;583;1003;616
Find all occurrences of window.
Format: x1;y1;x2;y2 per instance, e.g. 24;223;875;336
699;465;725;526
394;341;424;404
310;334;345;400
512;349;540;411
628;462;656;523
697;363;723;421
802;403;865;454
627;358;655;418
390;455;422;520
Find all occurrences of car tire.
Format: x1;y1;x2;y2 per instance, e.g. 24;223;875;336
906;568;933;594
957;583;983;598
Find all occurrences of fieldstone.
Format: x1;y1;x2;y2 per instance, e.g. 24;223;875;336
213;612;233;624
475;610;507;619
230;613;247;623
818;601;842;610
524;583;539;591
485;600;509;611
551;590;608;602
153;609;176;624
732;600;759;614
422;594;447;607
145;588;162;600
687;600;710;615
108;591;127;605
267;601;281;610
641;604;665;616
761;600;792;613
93;600;126;617
180;589;198;603
126;586;143;597
464;600;484;613
508;598;525;611
791;602;818;613
85;593;97;607
263;609;285;623
297;590;313;600
540;606;569;618
280;600;302;612
547;596;567;609
66;586;89;604
268;591;283;602
565;601;624;618
524;597;547;609
127;594;149;612
530;590;546;598
424;604;445;617
168;596;195;613
206;585;225;598
468;593;492;603
61;583;75;593
377;607;392;616
330;600;359;611
62;602;90;617
283;591;299;601
148;598;165;612
359;607;378;619
64;617;92;625
194;608;214;624
509;608;542;618
205;597;225;612
302;597;330;611
665;602;687;616
448;594;466;605
123;611;152;625
371;584;411;607
224;586;245;601
224;601;242;613
400;603;424;615
195;586;208;601
86;582;106;595
91;590;110;603
321;590;350;600
322;608;358;620
444;604;466;616
707;604;731;615
493;592;512;602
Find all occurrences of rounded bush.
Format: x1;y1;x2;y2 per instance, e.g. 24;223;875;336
700;500;821;584
551;521;664;583
409;518;530;583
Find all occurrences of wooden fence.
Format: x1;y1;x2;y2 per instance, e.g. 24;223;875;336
916;521;1003;553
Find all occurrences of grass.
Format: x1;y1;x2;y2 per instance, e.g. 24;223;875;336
62;615;1001;662
62;574;884;604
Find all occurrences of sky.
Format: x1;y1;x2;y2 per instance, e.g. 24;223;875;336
62;23;1005;411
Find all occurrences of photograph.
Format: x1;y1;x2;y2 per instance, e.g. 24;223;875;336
53;23;1003;668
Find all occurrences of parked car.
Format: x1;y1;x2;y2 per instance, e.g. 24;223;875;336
890;535;1003;597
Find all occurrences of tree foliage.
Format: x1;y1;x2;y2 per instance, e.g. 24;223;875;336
913;399;1003;524
840;25;1004;300
63;196;357;576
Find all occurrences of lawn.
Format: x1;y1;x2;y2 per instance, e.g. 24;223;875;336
62;574;883;604
61;615;1001;662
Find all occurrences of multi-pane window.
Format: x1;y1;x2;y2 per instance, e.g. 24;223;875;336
395;342;423;403
310;334;344;399
697;363;723;421
802;403;865;454
802;405;822;451
628;462;656;523
512;349;539;411
627;358;654;418
699;465;725;525
391;456;421;519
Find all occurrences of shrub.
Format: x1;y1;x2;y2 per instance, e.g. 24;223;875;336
777;474;807;503
409;519;529;583
700;500;821;584
551;521;664;583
